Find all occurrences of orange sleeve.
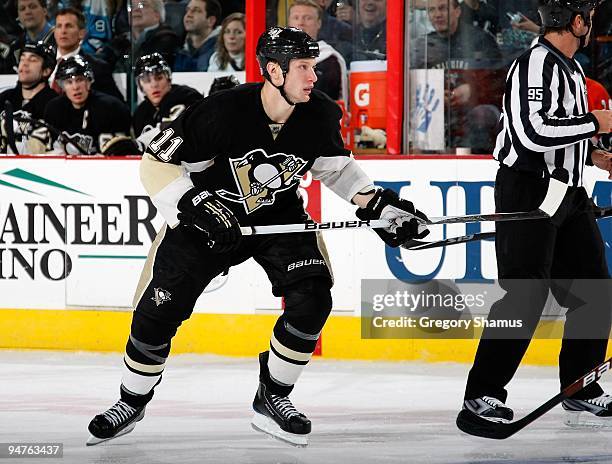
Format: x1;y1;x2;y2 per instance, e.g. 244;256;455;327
586;77;611;111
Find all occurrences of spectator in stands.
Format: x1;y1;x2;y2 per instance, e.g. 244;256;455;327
46;0;115;55
411;0;504;152
174;0;222;71
314;0;352;46
18;0;54;44
50;7;124;100
411;0;501;69
460;0;539;65
132;0;180;68
44;55;130;154
3;0;55;73
133;53;202;143
163;0;188;41
0;42;57;153
458;0;498;36
352;0;387;61
207;12;244;71
288;0;348;102
335;0;354;25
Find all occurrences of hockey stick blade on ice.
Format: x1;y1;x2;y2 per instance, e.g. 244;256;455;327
456;356;612;439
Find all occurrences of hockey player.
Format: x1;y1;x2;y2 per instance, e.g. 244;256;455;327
132;53;203;145
87;27;429;447
0;41;57;154
43;55;131;155
458;0;612;434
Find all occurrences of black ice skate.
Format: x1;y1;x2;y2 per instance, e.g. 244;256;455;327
457;396;514;434
251;381;311;447
87;400;145;445
563;394;612;428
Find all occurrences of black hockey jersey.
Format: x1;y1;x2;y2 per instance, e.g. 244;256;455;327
44;90;131;155
144;83;352;227
133;84;203;138
0;84;58;153
0;84;58;119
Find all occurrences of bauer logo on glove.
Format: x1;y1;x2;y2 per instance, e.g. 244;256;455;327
177;188;242;253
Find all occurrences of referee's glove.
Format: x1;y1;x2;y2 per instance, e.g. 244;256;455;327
177;188;242;253
356;188;430;247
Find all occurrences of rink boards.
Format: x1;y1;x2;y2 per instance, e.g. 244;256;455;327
0;155;610;363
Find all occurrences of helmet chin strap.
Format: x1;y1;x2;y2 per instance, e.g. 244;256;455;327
271;72;296;106
21;70;47;91
571;14;592;49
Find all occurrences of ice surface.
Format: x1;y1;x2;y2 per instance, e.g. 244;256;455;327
1;351;612;464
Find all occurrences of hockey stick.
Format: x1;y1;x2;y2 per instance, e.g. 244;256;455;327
404;231;496;250
240;179;569;236
456;356;612;439
240;210;558;236
3;101;19;155
404;205;612;250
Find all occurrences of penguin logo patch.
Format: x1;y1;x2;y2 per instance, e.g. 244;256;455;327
151;288;172;306
216;148;307;214
268;27;282;40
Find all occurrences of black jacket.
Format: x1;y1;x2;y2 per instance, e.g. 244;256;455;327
0;83;58;119
44;89;131;154
135;24;180;69
133;84;202;137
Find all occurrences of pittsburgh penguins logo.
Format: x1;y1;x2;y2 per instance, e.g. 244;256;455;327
61;131;95;155
268;27;282;40
216;148;307;214
151;287;172;306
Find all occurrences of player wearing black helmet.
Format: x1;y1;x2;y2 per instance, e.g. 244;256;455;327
133;53;203;145
86;27;428;447
256;26;320;106
0;42;58;154
43;55;131;155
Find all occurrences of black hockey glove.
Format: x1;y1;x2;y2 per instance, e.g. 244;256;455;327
177;188;242;253
356;188;430;247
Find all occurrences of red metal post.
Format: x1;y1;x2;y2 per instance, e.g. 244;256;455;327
245;0;267;82
386;0;405;154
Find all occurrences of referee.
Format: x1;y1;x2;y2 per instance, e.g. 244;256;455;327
458;0;612;434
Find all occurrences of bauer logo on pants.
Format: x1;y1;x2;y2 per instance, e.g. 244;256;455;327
216;148;307;214
151;288;172;306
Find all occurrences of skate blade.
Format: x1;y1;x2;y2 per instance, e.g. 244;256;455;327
251;412;309;447
86;421;138;446
564;411;612;429
86;409;145;447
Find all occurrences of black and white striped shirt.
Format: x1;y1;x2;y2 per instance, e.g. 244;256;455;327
493;37;599;187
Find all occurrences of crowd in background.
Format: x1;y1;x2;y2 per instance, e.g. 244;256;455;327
410;0;611;153
0;0;391;75
0;0;610;155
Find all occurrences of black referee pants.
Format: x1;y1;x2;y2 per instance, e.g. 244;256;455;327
464;166;612;402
